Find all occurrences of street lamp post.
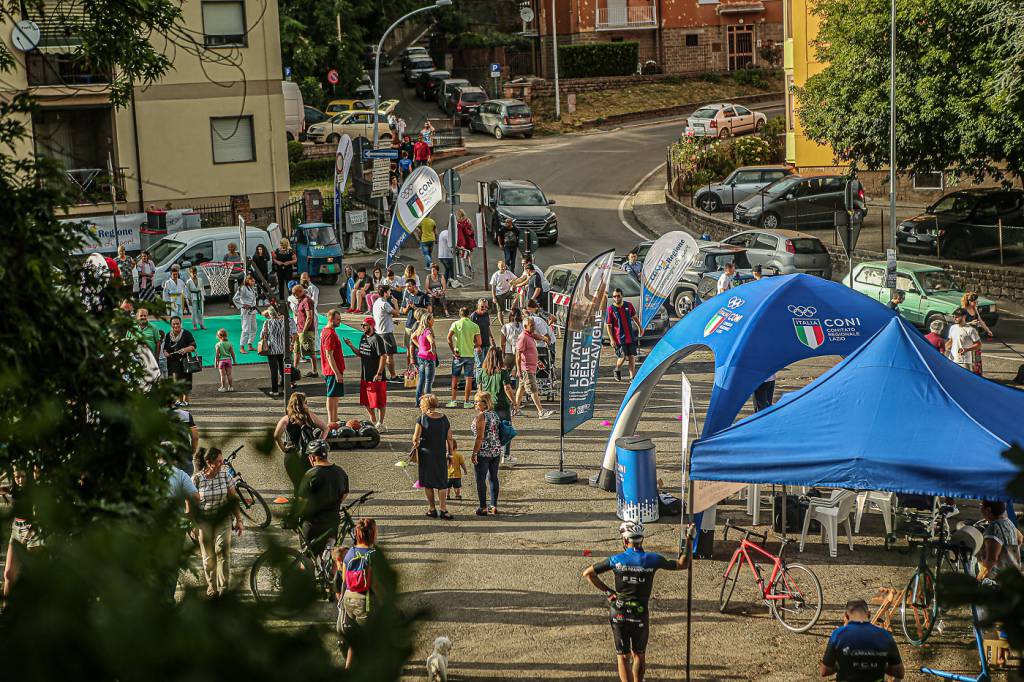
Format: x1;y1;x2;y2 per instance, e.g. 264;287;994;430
373;0;453;149
551;0;561;119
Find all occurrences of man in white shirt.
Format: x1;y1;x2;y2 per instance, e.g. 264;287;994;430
946;307;982;374
525;299;554;350
490;259;518;324
371;285;400;381
437;225;455;282
717;262;737;295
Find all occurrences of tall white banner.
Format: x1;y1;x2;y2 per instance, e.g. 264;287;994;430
334;134;354;237
640;231;700;331
386;165;443;265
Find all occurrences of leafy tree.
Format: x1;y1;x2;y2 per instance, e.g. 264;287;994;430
0;1;419;676
797;0;1024;183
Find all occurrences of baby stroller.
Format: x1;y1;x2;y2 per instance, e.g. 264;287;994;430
535;345;558;402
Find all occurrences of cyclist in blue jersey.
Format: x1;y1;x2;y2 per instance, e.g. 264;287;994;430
821;599;903;682
583;520;692;682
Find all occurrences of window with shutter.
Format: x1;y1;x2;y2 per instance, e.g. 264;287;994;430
202;1;246;47
210;116;255;163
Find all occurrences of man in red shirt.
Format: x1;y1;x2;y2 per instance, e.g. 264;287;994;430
294;284;319;377
413;135;431;168
606;288;641;382
319;309;346;429
923;318;946;353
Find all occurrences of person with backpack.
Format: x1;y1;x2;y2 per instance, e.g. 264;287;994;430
470;391;506;516
273;392;329;492
335;517;377;669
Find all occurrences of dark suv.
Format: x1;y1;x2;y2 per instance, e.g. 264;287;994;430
415;70;451;100
448;86;488;124
733;174;860;229
621;241;753;317
483;179;558;246
896;188;1024;260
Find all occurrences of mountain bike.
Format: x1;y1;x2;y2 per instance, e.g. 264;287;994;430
223;446;271;529
249;490;374;615
899;504;980;646
718;519;823;633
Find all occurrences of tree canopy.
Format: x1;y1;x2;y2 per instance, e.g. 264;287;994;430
797;0;1024;182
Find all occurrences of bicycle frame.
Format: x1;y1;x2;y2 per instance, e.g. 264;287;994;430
724;537;788;603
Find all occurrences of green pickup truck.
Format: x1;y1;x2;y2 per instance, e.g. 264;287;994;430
850;260;998;329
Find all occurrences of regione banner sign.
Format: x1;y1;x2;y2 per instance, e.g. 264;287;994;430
386;166;442;265
561;249;615;436
639;231;699;331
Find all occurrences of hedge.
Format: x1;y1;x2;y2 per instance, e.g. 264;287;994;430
557;41;638;78
289;157;334;183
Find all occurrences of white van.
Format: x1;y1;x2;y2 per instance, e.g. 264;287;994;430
148;226;276;295
282;81;304;141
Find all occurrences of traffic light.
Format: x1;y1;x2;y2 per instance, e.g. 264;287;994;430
844;179;866;213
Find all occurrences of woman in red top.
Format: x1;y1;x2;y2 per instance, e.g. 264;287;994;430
923;318;946;353
456;208;476;278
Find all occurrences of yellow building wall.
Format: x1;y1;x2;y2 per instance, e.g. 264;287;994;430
785;0;839;169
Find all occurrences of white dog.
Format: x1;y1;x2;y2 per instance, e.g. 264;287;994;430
426;636;453;682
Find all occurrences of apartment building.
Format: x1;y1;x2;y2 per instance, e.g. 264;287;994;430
533;0;784;77
0;0;289;221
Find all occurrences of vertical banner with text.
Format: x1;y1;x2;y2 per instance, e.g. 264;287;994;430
639;231;700;331
386;165;443;265
560;249;615;436
333;134;354;240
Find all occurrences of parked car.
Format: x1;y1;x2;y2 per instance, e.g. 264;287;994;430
299;106;328;141
684;103;768;139
304;110;392;144
620;240;754;317
324;85;376;114
850;260;998;329
733;174;861;229
896;188;1024;260
404;57;435;85
483;179;558;246
721;229;833;279
694;165;794;213
282;81;304;141
544;262;671;341
469;99;534;139
415;70;451;100
362;45;390;69
400;46;429;70
448;86;488;124
148;227;275;295
437;78;470;113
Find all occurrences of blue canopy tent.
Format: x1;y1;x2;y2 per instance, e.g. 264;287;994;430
598;274;896;491
689;317;1023;500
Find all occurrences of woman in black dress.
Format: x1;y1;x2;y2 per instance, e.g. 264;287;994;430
251;244;273;298
163;315;197;406
411;393;456;519
272;237;297;301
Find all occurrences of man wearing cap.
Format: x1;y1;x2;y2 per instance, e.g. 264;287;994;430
821;599;903;681
583;521;692;682
344;317;388;432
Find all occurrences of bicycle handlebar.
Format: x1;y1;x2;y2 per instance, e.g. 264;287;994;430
224;445;244;463
723;519;768;542
341;490;374;513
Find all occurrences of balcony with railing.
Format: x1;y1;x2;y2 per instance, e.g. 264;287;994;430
596;2;657;30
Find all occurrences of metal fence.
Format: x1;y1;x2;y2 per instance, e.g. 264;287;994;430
428;118;464;150
192;201;233;228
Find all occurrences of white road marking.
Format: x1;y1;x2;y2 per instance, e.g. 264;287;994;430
618;162;667;239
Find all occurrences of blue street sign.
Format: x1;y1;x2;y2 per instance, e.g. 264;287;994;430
490;63;501;77
284;66;292;78
363;148;400;160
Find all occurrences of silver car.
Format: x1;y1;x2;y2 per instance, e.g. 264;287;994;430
721;228;833;279
684;103;768;139
693;165;794;213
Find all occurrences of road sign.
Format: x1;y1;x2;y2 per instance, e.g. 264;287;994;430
327;69;339;85
520;6;534;22
371;158;389;198
284;66;292;79
490;63;501;78
443;168;462;197
885;248;898;289
363;148;399;160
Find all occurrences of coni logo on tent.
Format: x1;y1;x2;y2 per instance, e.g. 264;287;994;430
789;305;824;349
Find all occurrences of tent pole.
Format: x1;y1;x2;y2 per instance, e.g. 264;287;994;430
781;484;787;539
685;475;695;682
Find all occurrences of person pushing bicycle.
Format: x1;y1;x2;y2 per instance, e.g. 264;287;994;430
295;439;349;556
582;521;693;682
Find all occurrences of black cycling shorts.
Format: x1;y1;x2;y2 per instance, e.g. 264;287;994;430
610;606;650;655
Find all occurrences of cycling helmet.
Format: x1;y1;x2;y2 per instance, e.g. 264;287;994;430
619;520;646;542
305;439;330;459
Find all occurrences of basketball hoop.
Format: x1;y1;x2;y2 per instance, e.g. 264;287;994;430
199;261;233;297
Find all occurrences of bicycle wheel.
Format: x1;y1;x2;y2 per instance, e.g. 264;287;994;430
900;568;937;646
236;482;271;528
249;547;317;616
719;554;743;613
768;563;823;633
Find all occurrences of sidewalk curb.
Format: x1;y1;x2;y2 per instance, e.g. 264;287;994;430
451;153;495;173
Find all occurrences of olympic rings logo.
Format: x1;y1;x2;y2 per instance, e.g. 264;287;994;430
727;297;745;309
787;305;818;317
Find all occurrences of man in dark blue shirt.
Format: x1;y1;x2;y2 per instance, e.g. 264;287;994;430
821;599;903;681
583;521;690;682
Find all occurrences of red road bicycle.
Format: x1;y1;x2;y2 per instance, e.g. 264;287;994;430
718;519;823;633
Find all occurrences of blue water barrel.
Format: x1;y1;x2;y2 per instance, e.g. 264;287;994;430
615;436;659;523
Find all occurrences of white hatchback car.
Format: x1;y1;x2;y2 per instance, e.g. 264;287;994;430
684;103;767;139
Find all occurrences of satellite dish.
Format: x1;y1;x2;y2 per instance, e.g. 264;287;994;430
520;7;535;22
11;20;40;52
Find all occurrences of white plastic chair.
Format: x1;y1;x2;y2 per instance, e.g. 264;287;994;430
799;490;857;558
854;491;897;536
745;484;763;525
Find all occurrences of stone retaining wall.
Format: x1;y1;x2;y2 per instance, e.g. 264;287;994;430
664;191;1024;306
